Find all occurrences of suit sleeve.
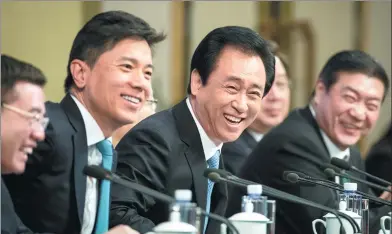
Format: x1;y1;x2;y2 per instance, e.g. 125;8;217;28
109;125;171;234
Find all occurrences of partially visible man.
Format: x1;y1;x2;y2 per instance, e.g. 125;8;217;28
222;41;291;175
110;26;275;234
1;55;138;234
3;11;164;234
226;50;390;234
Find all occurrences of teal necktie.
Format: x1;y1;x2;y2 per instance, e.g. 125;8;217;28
95;139;113;234
203;150;220;234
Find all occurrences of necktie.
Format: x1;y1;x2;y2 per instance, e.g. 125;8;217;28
95;139;113;234
339;155;350;185
203;150;220;234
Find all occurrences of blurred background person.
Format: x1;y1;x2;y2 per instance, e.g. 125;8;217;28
113;90;158;147
365;121;392;197
222;40;291;175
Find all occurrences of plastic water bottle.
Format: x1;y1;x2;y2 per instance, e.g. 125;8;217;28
170;189;198;228
241;184;267;214
339;182;362;215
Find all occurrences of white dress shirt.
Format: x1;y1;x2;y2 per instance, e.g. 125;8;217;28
247;129;264;143
186;98;222;160
71;95;112;234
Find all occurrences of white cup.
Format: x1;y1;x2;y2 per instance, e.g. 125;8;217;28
380;212;391;234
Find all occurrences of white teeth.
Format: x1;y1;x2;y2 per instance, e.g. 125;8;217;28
23;148;32;154
122;95;141;104
224;114;241;123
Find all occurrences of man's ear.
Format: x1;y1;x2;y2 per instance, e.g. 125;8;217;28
313;80;326;105
69;59;91;89
190;69;203;96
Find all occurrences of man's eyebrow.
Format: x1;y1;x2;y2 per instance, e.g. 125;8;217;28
118;56;154;70
226;76;263;90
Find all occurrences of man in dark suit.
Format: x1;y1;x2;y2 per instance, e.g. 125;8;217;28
226;50;391;234
222;41;291;175
3;11;164;234
110;26;276;234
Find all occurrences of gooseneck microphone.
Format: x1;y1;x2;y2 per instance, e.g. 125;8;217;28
204;169;361;234
331;158;392;186
284;172;391;206
324;168;392;193
83;165;240;234
283;170;343;188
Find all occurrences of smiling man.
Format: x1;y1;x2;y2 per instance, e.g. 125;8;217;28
110;26;275;234
3;11;165;234
226;50;390;234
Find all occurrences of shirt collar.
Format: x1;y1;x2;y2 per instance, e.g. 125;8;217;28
247;129;264;142
186;98;222;161
309;105;350;160
71;95;112;146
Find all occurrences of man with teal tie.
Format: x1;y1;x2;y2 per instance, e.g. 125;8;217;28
3;11;165;234
111;26;276;234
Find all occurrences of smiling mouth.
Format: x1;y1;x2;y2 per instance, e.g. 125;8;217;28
224;114;243;124
121;95;141;104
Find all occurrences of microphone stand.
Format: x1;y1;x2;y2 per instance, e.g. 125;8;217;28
286;173;391;206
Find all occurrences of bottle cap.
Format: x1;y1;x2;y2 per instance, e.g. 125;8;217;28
343;183;357;191
174;189;192;201
247;184;262;195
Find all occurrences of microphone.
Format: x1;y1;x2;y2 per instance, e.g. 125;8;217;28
83;165;240;234
282;170;343;188
324;168;392;193
205;169;360;234
284;172;391;206
331;158;392;186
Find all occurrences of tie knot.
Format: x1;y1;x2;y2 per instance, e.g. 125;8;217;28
207;150;220;169
97;139;113;156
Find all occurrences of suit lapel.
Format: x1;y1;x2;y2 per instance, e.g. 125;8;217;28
61;94;88;223
299;107;331;162
242;130;258;149
173;99;208;210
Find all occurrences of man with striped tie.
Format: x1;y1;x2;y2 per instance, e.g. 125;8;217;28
3;11;165;234
111;26;275;234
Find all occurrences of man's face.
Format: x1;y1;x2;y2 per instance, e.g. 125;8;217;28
250;56;290;133
75;38;153;131
1;82;46;174
190;46;266;144
314;72;385;149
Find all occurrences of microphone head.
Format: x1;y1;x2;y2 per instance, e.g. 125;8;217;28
203;168;232;178
207;172;222;183
283;171;308;180
285;173;300;183
331;158;351;170
324;168;336;179
83;165;112;180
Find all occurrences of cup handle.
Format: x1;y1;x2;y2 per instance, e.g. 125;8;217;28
381;216;391;234
312;219;326;234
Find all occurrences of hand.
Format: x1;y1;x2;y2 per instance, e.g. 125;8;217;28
379;186;392;201
105;225;140;234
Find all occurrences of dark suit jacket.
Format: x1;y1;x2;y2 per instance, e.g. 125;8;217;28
226;107;390;234
1;178;54;234
110;99;228;234
2;94;117;234
365;128;392;196
221;130;258;175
